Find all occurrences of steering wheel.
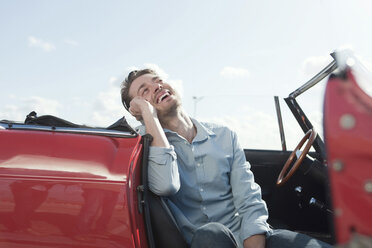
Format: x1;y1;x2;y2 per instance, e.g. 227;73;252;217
276;129;317;186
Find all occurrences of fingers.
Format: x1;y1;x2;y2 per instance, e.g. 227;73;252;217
129;97;146;121
129;107;143;121
128;105;140;117
129;97;156;121
129;96;143;109
130;96;146;109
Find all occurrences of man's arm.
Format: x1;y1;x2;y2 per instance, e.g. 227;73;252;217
229;130;270;246
129;97;180;196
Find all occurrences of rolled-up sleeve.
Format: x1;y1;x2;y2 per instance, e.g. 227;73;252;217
229;131;271;244
148;145;180;196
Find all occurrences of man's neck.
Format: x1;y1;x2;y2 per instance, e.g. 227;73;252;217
159;110;196;143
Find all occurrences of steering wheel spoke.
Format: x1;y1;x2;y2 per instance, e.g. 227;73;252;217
276;129;317;186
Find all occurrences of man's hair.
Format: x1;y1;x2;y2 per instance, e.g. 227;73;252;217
120;69;157;111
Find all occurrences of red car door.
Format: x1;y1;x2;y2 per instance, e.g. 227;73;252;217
324;68;372;246
0;127;148;248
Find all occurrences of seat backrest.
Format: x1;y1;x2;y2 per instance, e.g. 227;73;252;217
148;192;188;248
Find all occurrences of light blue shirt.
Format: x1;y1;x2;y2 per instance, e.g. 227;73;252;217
139;119;270;247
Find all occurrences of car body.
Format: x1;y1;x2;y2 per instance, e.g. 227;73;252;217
0;118;149;247
0;51;371;247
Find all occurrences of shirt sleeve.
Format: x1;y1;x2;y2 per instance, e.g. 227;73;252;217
229;130;271;243
148;145;181;196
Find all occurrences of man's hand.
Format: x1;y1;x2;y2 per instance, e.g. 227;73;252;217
129;96;157;121
243;234;265;248
129;96;169;148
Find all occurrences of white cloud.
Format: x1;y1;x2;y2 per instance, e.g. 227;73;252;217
337;44;354;51
91;83;123;126
301;49;372;97
0;96;61;121
300;46;370;79
202;111;281;150
220;66;250;79
199;104;323;150
352;57;372;97
126;66;139;72
144;63;169;80
109;76;118;85
63;39;79;47
125;64;170;79
309;111;323;138
301;55;332;78
90;76;135;127
24;96;61;114
360;58;372;72
28;36;56;52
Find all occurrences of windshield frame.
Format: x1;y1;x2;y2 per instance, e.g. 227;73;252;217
283;54;338;160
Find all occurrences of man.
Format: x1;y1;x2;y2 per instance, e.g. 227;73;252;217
120;69;332;248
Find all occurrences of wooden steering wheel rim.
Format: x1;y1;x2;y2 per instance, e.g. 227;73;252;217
276;129;317;186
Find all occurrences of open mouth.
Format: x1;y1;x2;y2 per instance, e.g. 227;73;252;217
156;90;171;104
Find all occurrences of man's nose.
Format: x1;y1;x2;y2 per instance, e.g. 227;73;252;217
153;83;162;94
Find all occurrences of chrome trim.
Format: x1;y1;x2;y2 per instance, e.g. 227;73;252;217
294;186;302;193
289;58;338;99
0;122;137;138
309;197;317;205
0;123;9;129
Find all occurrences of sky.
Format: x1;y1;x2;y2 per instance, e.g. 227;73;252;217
1;0;372;149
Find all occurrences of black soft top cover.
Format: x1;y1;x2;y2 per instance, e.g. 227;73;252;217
21;111;136;134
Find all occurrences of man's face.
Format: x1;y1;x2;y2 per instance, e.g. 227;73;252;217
128;73;181;115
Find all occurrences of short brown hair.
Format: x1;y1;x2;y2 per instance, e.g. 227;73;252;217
120;69;157;111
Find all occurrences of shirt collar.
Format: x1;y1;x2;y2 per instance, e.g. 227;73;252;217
164;118;215;143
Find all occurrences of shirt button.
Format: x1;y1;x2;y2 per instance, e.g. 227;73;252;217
197;163;201;167
202;206;206;211
199;188;204;192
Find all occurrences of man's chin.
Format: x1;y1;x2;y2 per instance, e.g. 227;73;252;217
157;101;181;119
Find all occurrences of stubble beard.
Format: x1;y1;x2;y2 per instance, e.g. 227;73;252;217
157;92;182;121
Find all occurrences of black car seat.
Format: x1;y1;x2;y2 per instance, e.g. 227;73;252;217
148;193;188;248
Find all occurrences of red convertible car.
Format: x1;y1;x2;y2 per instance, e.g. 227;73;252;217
0;51;371;247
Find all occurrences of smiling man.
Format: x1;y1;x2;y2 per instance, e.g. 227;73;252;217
120;69;332;248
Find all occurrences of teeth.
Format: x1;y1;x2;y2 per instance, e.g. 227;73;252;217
158;92;169;103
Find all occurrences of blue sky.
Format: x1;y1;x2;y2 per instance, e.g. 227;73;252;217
1;0;372;149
